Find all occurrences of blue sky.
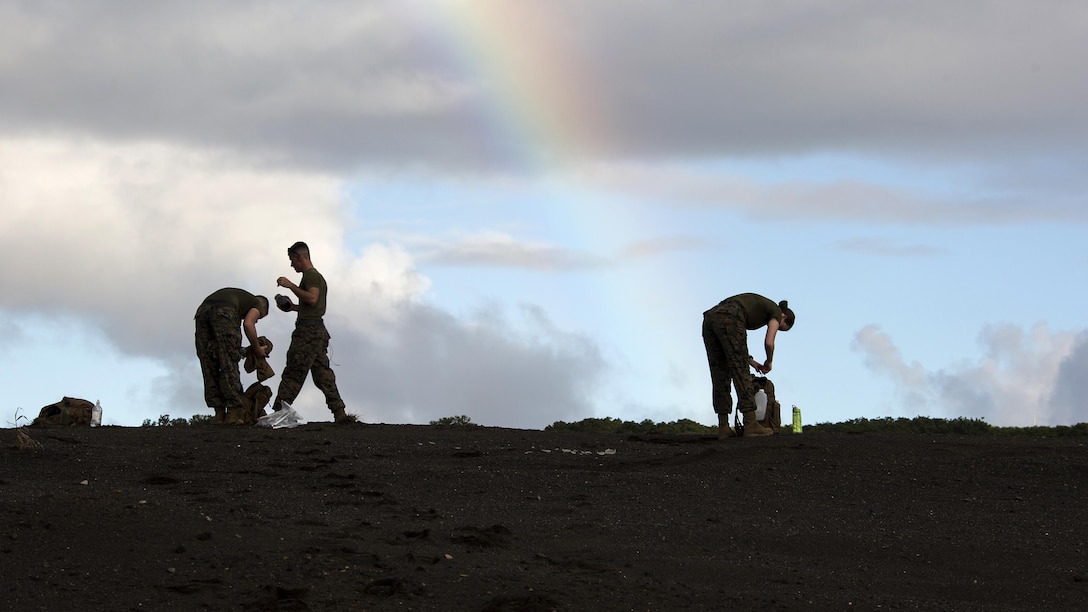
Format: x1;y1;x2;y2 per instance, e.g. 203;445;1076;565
2;1;1086;429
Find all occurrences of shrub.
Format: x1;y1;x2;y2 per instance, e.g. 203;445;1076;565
430;415;476;427
141;414;215;427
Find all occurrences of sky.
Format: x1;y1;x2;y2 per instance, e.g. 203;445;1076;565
2;0;1087;429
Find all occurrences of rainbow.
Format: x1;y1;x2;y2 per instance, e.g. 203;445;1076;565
400;1;611;171
391;3;709;422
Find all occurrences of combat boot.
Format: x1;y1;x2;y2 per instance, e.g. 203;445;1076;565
332;406;355;424
213;407;226;424
223;408;247;426
742;410;774;437
717;413;736;439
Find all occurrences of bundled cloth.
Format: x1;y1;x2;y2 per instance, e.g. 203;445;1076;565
243;336;275;382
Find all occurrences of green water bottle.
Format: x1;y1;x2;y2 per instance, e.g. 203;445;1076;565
791;405;802;433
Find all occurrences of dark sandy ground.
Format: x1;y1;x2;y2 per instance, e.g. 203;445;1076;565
2;423;1086;611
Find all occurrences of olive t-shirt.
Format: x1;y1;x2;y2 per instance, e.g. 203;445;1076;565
201;288;261;322
297;268;328;321
725;293;782;330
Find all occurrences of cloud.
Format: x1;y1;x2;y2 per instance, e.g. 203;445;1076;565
852;323;1083;425
407;229;709;271
1048;332;1088;425
0;318;29;357
834;238;943;258
0;136;607;427
619;236;714;259
3;1;1088;170
327;300;606;428
417;231;607;270
579;162;1088;226
851;325;929;409
580;1;1088;161
0;137;346;356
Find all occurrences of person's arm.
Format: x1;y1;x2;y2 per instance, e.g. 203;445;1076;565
242;308;266;358
761;318;780;373
276;276;320;306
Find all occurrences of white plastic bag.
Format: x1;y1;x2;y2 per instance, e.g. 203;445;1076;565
256;401;304;429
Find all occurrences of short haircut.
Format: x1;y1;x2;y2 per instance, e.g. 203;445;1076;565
288;241;310;258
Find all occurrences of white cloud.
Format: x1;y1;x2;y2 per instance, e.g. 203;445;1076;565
417;230;607;270
1048;332;1088;425
376;223;710;271
328;301;605;428
852;323;1083;426
852;324;929;409
0;136;606;427
578;162;1088;226
834;238;943;258
0;138;345;353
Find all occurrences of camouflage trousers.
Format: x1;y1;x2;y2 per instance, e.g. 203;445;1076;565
194;304;245;412
702;299;756;415
274;321;346;414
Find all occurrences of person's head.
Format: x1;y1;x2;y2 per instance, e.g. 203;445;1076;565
287;241;312;272
255;295;270;319
778;300;796;331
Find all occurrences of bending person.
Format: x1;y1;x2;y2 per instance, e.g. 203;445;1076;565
194;288;269;425
702;292;795;438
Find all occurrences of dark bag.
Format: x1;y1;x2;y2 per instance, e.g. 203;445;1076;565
753;376;782;433
237;382;273;425
31;397;94;427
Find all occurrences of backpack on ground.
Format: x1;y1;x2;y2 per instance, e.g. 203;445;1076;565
31;397;94;427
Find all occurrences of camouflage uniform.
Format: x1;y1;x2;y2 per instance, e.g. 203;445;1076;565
273;267;347;417
195;288;262;419
702;293;785;417
702;299;755;415
274;321;345;413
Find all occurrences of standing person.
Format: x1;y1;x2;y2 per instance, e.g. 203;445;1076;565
702;292;795;438
194;288;270;425
274;241;353;423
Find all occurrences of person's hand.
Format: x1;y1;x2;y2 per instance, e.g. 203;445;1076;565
748;357;762;373
251;344;267;359
762;361;773;374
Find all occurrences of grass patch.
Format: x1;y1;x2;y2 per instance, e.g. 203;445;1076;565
11;408;42;450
